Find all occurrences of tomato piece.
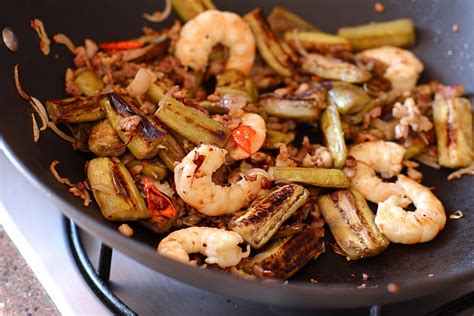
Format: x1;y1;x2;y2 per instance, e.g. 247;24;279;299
231;125;256;154
99;40;144;51
143;178;176;218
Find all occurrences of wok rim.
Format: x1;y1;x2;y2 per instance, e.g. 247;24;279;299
1;139;473;309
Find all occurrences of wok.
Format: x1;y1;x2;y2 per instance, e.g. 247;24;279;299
0;0;473;309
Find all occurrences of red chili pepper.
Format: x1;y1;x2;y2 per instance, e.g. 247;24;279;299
99;40;144;51
143;178;176;219
231;125;256;154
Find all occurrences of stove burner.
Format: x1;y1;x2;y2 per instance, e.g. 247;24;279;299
64;217;473;316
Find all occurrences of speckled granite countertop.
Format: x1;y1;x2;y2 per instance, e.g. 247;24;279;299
0;226;59;315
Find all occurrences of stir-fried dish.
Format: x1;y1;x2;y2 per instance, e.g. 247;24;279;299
16;1;473;281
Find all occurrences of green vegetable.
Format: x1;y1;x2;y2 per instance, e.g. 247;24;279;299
261;95;321;122
338;18;415;51
318;189;389;260
87;157;150;221
46;96;105;124
262;129;295;150
268;167;350;188
302;53;371;83
88;119;126;157
244;227;325;280
284;31;351;53
74;69;104;97
155;96;230;147
267;5;319;36
321;105;347;168
171;0;215;22
230;184;308;249
328;82;372;114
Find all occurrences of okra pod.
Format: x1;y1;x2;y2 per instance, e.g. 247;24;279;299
321;105;348;168
318;189;389;260
328;82;372;114
171;0;215;22
262;129;295;150
267;6;319;36
157;133;187;171
141;212;178;234
268;167;350;188
244;9;294;77
155;96;230;147
341;98;381;125
216;69;258;103
102;94;167;159
433;97;473;168
126;158;169;181
245;227;325;280
146;83;165;104
302;53;371;83
88;119;126;157
338;18;415;51
87;157;150;221
261;95;321;122
230;184;308;249
284;31;351;53
46;96;105;124
74;69;104;97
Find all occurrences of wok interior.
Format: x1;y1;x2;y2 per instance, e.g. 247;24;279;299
0;0;472;291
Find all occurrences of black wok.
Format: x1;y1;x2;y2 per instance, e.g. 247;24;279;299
0;0;473;309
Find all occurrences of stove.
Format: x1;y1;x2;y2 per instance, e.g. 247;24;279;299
1;150;473;315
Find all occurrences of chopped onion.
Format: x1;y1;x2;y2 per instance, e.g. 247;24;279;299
84;39;98;59
292;29;309;57
30;18;51;55
449;210;464;220
53;33;76;53
50;160;73;186
126;68;157;97
143;0;172;23
447;162;474;181
31;113;40;142
14;64;30;100
30;96;49;131
415;152;440;169
48;122;76;143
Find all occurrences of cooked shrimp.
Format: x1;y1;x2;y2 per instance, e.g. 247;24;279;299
375;175;446;244
349;140;406;178
174;144;270;216
349;160;406;204
358;46;424;92
175;10;256;74
229;112;266;160
158;227;250;268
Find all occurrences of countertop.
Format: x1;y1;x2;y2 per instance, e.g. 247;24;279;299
0;225;59;316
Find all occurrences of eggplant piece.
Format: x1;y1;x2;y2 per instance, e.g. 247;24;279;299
284;31;351;53
126;158;169;181
46;96;105;124
318;189;389;260
261;95;321;122
87;157;150;221
338;18;415;51
433;97;473;168
102;93;167;159
230;184;308;249
88;119;126;157
244;9;295;76
302;53;371;83
244;227;325;280
267;5;319;36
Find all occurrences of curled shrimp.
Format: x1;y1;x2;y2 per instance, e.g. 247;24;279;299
349;140;406;179
229;112;266;161
176;10;256;74
174;144;270;216
350;160;406;204
375;175;446;244
158;227;250;268
358;46;424;92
